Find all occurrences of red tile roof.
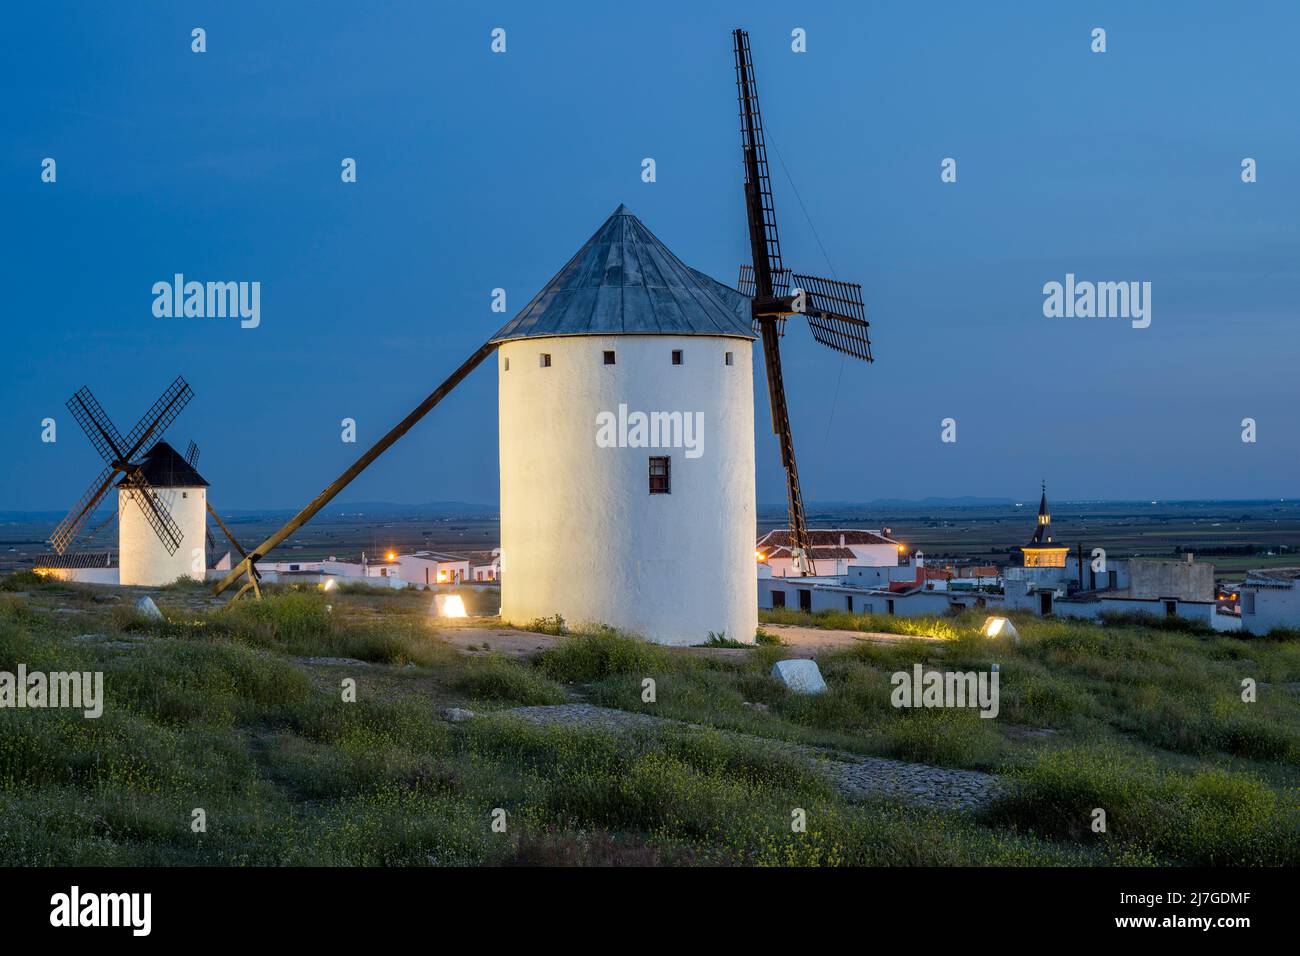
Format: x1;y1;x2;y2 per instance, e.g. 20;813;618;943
757;528;899;549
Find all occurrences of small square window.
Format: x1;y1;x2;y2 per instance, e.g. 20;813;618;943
539;353;551;368
503;356;510;371
724;352;733;366
671;350;683;365
648;455;671;494
603;350;616;365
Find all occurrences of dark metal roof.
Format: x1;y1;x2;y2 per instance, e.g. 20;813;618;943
32;551;118;569
491;204;755;343
117;440;209;489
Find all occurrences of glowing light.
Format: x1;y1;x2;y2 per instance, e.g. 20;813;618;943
385;551;396;562
980;616;1019;643
435;594;467;618
437;569;450;583
321;578;337;592
755;550;766;562
897;544;906;553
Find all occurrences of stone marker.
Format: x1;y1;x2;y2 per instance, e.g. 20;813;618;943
135;596;164;621
771;658;828;694
441;707;475;722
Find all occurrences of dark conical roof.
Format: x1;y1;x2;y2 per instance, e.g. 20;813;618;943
117;440;209;489
491;204;754;343
1029;481;1053;545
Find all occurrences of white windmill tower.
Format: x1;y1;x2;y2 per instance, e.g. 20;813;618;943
491;204;760;644
116;440;209;586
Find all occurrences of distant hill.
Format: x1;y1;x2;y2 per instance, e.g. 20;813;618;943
773;496;1019;511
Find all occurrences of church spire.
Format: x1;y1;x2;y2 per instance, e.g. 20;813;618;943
1031;480;1052;545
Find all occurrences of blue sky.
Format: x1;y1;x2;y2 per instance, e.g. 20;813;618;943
3;1;1298;510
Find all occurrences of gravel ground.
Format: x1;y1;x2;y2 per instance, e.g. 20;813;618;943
504;703;1000;813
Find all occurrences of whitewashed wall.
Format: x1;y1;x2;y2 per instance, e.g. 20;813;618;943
118;485;207;586
498;334;757;646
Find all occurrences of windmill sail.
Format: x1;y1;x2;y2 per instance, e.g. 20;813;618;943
791;273;873;361
48;376;195;555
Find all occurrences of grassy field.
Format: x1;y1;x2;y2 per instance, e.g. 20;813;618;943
0;572;1296;867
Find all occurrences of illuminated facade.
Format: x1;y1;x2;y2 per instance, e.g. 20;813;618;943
1020;482;1069;569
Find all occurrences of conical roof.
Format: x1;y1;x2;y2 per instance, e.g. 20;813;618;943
117;440;209;489
491;204;754;343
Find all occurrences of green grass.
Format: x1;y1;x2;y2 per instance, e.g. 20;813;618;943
0;579;1296;866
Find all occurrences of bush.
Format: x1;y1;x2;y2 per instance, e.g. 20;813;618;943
452;656;567;706
987;745;1299;866
536;630;668;683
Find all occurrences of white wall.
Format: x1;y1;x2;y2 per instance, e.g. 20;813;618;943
397;555;470;587
118;485;207;586
1240;584;1300;634
498;334;757;646
43;567;120;585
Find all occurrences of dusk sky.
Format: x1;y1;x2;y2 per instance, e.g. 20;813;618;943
3;1;1298;511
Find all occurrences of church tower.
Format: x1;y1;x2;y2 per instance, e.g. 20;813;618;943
1020;481;1069;568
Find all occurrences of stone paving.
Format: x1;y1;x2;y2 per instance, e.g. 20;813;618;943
504;703;1000;813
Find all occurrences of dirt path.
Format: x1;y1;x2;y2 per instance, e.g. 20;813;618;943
503;703;1000;813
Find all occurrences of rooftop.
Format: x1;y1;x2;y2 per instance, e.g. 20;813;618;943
117;440;209;489
757;528;900;549
491;204;754;343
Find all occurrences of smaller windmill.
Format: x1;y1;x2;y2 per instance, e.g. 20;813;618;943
47;376;243;586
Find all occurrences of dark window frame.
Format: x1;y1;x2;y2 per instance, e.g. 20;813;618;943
539;353;552;368
648;455;671;494
603;350;616;365
671;349;683;366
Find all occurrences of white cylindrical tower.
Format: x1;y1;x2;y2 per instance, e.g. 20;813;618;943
493;205;759;646
117;441;209;586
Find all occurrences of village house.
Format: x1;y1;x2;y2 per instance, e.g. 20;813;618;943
756;528;902;577
1237;568;1300;635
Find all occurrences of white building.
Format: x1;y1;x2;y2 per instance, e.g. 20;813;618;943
493;205;758;646
397;551;471;587
756;528;900;577
117;441;208;587
1238;568;1300;635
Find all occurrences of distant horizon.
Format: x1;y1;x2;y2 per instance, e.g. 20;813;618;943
4;493;1298;521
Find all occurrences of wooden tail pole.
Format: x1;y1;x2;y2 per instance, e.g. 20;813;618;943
211;341;497;598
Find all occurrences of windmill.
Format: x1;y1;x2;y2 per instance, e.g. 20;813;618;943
210;30;870;644
732;28;874;576
47;376;245;586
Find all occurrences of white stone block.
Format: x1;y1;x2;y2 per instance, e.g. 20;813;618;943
135;596;164;621
771;658;827;694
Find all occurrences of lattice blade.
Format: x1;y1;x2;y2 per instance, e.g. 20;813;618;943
184;440;200;468
48;466;117;554
737;265;755;297
792;273;874;362
66;387;127;465
123;469;184;555
121;376;193;460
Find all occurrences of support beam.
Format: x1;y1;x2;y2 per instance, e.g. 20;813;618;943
212;341;497;597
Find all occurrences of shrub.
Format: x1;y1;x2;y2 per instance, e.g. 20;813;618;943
452;656;567;706
535;630;668;683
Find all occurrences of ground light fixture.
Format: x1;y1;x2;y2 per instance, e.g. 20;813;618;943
434;593;468;618
981;616;1020;643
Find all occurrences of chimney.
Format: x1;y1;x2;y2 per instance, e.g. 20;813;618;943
839;533;845;548
1186;552;1194;564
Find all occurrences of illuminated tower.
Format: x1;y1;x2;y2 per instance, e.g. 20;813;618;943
1020;481;1069;569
